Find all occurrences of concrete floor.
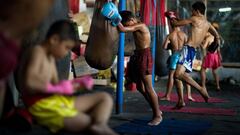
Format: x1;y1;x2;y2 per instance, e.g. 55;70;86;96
110;78;240;135
0;76;240;135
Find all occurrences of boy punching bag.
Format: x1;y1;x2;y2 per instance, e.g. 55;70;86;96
85;0;119;70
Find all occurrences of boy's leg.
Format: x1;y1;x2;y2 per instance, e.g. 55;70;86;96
174;66;185;108
74;92;113;124
142;75;162;126
64;112;92;132
72;92;118;135
64;114;118;135
136;80;152;108
161;70;175;101
186;83;195;101
136;79;162;117
136;79;163;115
175;65;209;102
201;67;207;88
212;68;221;91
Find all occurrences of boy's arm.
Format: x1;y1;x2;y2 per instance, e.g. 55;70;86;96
163;35;170;50
118;23;145;33
201;36;210;49
208;24;221;45
217;45;222;61
51;62;59;84
172;17;193;27
25;48;49;93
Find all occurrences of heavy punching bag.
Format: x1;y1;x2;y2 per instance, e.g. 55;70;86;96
155;0;169;77
85;0;119;70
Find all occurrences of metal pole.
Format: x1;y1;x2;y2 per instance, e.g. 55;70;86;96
151;1;156;86
116;0;126;114
152;28;156;85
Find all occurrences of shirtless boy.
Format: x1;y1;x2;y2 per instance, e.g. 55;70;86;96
171;1;220;108
161;11;194;102
17;20;118;135
116;10;162;126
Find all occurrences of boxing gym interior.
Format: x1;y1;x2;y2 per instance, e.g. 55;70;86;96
0;0;240;135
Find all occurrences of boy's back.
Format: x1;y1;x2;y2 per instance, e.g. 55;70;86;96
168;30;187;51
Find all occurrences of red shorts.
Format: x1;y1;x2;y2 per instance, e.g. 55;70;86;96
202;52;221;69
127;48;153;82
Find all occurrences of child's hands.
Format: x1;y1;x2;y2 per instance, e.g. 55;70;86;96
72;76;94;90
46;80;74;95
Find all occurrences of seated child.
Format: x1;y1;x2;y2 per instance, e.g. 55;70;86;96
17;20;118;135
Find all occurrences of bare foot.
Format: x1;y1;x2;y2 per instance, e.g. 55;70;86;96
202;87;210;103
200;87;210;103
173;102;186;109
188;96;196;102
160;96;170;101
90;124;119;135
216;87;221;92
148;115;163;126
159;110;163;115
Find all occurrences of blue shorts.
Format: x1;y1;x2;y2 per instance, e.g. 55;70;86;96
178;45;196;72
167;52;180;70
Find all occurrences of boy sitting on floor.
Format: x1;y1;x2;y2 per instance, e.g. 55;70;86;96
17;20;118;135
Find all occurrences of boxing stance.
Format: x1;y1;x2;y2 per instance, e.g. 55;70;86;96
101;3;162;126
171;1;220;108
17;20;118;135
161;11;195;102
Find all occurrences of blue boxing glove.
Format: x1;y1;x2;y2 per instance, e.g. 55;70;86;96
111;16;122;27
101;2;122;26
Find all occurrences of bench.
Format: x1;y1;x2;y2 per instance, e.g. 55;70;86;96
222;62;240;68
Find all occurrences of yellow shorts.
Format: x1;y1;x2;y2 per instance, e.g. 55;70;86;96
29;95;78;133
